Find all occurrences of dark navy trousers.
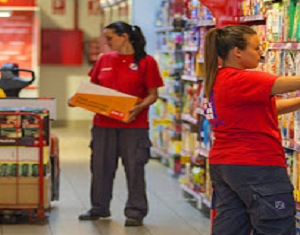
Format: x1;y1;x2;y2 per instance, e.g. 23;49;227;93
210;165;296;235
90;126;152;219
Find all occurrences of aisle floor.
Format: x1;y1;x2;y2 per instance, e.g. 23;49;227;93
0;124;210;235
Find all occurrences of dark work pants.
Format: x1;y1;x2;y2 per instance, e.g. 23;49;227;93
210;165;296;235
90;126;152;219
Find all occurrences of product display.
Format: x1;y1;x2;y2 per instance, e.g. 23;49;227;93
0;106;59;221
153;0;300;224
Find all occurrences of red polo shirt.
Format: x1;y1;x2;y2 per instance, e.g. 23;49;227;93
204;67;286;167
88;52;164;128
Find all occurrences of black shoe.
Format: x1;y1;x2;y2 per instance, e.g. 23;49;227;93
125;218;143;226
78;210;111;221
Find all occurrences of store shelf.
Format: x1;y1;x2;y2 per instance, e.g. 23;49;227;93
294;191;300;210
180;183;210;209
198;20;215;27
197;148;209;158
151;147;169;159
268;42;300;50
155;26;174;33
196;107;204;115
181;113;198;125
197;58;205;63
183;46;198;52
182;149;205;165
282;140;300;152
277;93;300;98
182;75;198;82
157;49;183;54
296;201;300;211
240;15;265;22
169;151;181;158
158;94;171;100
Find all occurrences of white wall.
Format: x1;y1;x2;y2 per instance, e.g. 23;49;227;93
39;0;101;122
131;0;163;55
38;0;163;122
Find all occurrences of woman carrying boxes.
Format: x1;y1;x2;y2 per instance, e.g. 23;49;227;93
72;22;164;226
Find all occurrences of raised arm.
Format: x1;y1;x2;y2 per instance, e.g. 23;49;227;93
276;98;300;115
271;76;300;96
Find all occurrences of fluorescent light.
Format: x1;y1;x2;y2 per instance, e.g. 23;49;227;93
0;11;11;17
100;0;109;7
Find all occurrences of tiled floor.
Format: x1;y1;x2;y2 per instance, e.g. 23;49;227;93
0;124;210;235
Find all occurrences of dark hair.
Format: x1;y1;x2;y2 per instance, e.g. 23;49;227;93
105;21;147;65
204;25;257;98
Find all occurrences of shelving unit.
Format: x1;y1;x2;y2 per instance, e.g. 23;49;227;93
153;1;300;225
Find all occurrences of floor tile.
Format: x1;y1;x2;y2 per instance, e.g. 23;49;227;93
0;125;210;235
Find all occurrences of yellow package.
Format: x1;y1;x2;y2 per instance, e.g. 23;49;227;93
0;88;6;98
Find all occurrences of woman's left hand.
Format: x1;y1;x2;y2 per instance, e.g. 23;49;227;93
125;105;144;123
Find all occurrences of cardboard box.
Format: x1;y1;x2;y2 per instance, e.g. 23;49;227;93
70;81;141;122
0;146;50;164
0;175;51;209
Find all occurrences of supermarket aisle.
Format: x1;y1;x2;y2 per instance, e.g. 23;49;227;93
0;124;210;235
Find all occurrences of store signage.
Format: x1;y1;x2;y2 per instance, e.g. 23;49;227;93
0;0;36;6
198;0;241;28
0;11;33;70
52;0;66;15
88;0;101;15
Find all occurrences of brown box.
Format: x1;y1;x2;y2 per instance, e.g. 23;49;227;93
70;81;141;122
0;175;51;209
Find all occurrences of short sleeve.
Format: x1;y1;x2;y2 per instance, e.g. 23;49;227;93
144;56;164;89
226;70;279;104
88;55;103;84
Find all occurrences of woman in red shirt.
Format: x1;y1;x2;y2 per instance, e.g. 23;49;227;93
77;22;163;226
204;25;300;235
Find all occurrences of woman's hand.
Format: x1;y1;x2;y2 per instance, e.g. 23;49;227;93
124;104;144;123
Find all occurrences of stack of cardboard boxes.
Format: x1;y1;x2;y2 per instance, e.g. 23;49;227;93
0;108;51;209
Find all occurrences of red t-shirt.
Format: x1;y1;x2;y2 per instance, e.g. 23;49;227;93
88;52;164;128
204;67;285;167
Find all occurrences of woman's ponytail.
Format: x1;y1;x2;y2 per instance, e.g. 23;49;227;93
131;25;147;65
204;25;257;98
204;28;219;98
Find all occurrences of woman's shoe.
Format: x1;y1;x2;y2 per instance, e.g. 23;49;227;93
125;217;143;226
78;210;111;220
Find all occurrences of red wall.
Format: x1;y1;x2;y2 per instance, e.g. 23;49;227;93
0;0;37;7
41;29;83;66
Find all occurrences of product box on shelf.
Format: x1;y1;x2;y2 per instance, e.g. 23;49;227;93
70;81;141;122
292;1;300;42
0;163;50;177
0;175;51;209
0;146;50;164
191;166;205;189
0;108;50;146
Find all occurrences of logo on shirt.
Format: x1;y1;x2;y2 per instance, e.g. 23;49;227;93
101;67;113;71
203;93;225;128
275;200;286;210
129;63;139;71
